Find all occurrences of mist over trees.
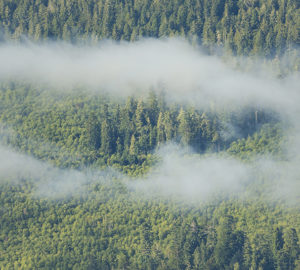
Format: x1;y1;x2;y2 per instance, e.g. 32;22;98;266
0;83;280;170
0;1;300;269
0;73;298;270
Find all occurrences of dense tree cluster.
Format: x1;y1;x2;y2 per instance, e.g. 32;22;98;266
0;82;279;170
0;0;299;57
1;173;299;269
0;1;299;268
1;82;297;269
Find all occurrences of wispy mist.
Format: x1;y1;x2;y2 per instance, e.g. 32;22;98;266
0;38;299;112
131;144;251;202
0;145;120;199
0;38;299;204
0;142;298;204
127;144;299;205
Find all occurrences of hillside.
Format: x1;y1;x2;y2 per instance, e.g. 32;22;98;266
1;0;299;57
0;1;299;269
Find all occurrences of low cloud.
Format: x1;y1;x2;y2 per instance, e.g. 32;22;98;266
0;142;299;205
0;38;299;112
0;145;118;199
0;38;299;204
131;144;251;202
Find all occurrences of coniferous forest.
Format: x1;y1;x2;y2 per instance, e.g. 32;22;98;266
0;0;300;269
0;0;299;57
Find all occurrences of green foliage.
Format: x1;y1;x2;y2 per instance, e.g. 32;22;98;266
0;178;299;269
0;81;298;269
0;0;299;262
0;82;279;169
227;123;284;160
0;0;299;57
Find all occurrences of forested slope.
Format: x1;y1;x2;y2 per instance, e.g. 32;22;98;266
1;176;299;269
0;81;299;269
0;82;280;170
0;0;299;57
0;1;299;269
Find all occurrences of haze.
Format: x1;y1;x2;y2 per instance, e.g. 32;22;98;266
0;38;299;204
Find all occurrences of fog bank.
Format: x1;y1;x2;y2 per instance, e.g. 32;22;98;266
0;38;299;112
0;143;298;205
0;38;299;204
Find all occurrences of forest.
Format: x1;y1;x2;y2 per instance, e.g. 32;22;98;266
0;0;299;269
0;81;298;270
0;0;299;57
